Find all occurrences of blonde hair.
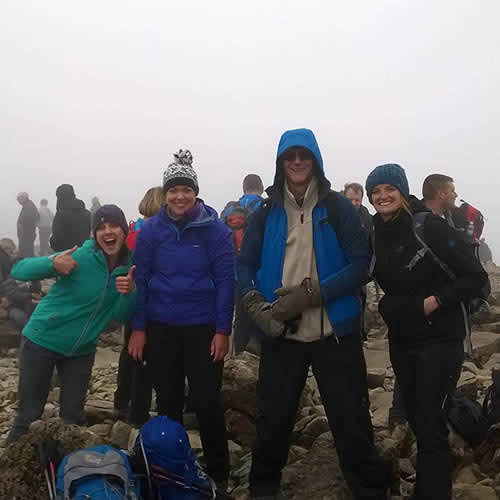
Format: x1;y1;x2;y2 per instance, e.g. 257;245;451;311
138;187;163;218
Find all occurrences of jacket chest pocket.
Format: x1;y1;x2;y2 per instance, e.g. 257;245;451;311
181;243;209;273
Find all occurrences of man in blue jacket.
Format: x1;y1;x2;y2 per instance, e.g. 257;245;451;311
238;129;390;499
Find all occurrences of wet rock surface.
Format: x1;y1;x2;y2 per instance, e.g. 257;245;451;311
1;272;500;498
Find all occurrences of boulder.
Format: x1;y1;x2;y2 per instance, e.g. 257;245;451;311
472;332;500;364
297;417;330;447
110;420;132;450
364;348;391;372
0;420;103;500
455;465;479;485
456;372;479;398
85;398;115;425
225;409;255;447
87;423;112;438
369;389;393;411
453;484;497;499
221;352;319;419
281;432;350;500
367;368;386;389
365;339;389;351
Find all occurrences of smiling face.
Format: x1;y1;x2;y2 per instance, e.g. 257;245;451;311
371;184;404;221
95;222;126;256
281;147;315;190
165;185;197;217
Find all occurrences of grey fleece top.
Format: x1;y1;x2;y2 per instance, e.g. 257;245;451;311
282;177;333;342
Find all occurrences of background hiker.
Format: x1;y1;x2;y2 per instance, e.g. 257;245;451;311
128;149;234;494
50;184;91;252
6;204;136;444
238;128;391;500
90;196;101;227
366;164;489;499
16;192;39;258
344;181;374;340
113;186;163;426
37;198;54;256
223;173;265;355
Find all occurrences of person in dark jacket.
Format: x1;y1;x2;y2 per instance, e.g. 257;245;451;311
128;150;235;494
50;184;91;251
343;182;374;340
17;192;39;258
113;186;163;426
344;182;374;240
365;164;489;500
238;129;391;500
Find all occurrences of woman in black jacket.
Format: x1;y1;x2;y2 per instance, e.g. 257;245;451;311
365;164;488;500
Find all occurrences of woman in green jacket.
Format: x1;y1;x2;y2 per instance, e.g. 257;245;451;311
6;204;136;444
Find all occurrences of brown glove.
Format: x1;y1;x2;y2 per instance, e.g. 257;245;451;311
242;290;286;339
272;278;322;321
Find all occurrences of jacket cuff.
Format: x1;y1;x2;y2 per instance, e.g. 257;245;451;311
132;316;146;331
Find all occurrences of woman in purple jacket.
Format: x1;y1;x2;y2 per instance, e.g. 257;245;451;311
128;150;235;491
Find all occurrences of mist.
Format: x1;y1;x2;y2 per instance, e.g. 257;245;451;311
1;0;499;257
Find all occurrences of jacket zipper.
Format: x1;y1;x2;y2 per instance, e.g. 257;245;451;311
69;267;110;355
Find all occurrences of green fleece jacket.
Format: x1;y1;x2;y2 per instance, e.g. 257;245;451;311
11;239;136;356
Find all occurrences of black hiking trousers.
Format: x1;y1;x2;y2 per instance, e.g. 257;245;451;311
389;338;463;500
146;322;229;483
114;322;153;426
249;333;391;499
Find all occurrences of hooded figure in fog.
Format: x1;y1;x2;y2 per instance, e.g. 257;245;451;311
50;184;91;251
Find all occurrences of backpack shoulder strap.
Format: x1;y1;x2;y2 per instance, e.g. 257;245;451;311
247;197;261;212
369;231;376;278
412;212;457;281
324;190;343;240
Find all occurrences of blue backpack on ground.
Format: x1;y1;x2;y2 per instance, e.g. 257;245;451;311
134;415;216;499
56;444;141;499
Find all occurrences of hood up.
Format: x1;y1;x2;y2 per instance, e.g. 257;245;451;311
268;128;331;202
56;184;76;210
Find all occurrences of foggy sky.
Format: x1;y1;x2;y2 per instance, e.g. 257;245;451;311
1;1;499;258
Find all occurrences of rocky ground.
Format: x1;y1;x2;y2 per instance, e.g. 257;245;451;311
0;269;500;499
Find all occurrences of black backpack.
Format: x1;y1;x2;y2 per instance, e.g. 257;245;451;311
483;368;500;427
413;212;491;307
447;395;489;447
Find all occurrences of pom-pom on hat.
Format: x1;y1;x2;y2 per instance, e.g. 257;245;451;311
163;149;199;195
365;163;410;202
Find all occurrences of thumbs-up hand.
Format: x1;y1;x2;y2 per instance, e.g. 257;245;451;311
53;246;78;275
116;265;136;295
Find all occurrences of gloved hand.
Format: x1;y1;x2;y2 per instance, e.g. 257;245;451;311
272;278;322;321
242;290;286;339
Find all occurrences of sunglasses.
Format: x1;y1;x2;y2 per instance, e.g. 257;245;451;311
281;147;314;163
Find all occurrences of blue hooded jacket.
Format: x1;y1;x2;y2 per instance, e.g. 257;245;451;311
237;128;370;338
132;201;235;334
